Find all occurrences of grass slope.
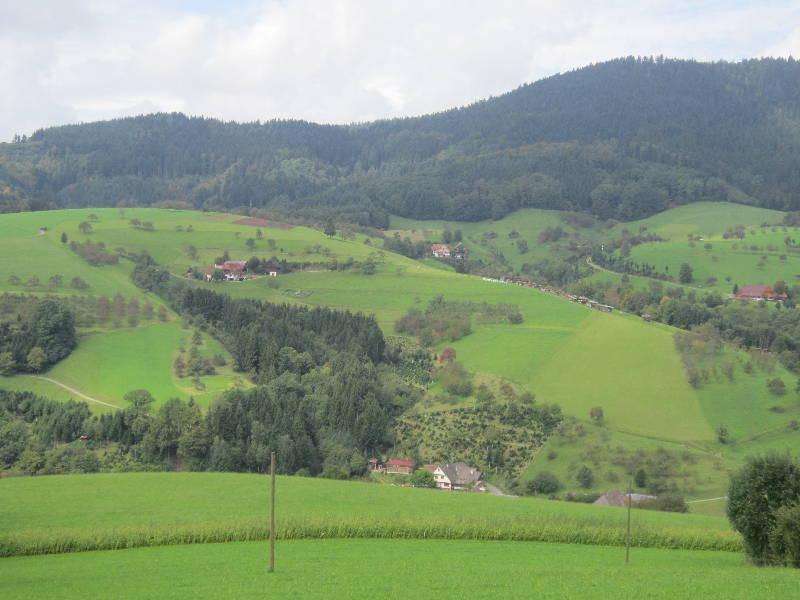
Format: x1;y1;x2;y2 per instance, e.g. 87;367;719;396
0;472;738;556
3;539;796;600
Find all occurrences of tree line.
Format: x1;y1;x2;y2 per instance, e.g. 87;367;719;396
0;299;76;375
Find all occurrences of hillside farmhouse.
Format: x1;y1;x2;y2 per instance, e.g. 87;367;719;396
734;284;787;302
264;259;282;277
431;243;451;258
593;491;656;507
385;458;416;475
211;260;247;281
452;243;467;260
433;462;485;491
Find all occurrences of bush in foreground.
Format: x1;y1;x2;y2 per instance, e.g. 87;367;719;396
770;504;800;568
727;453;800;565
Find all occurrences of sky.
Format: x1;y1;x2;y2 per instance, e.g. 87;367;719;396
2;0;800;141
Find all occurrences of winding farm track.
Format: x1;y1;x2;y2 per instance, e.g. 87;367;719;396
687;496;728;504
33;376;120;409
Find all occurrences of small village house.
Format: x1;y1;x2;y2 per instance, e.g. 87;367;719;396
452;243;467;260
263;259;282;277
433;462;484;491
385;458;416;475
734;284;787;302
431;243;451;258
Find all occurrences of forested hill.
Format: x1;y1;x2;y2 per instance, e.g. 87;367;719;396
3;57;800;225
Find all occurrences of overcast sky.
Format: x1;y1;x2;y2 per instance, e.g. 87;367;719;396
2;0;799;141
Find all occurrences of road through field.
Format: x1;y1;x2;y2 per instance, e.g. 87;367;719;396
33;377;120;409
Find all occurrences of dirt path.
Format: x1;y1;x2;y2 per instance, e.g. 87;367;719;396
585;256;617;274
687;496;728;504
33;376;120;409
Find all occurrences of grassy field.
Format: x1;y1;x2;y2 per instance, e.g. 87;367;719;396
390;208;603;271
616;203;800;293
0;472;739;556
0;321;242;408
3;538;797;600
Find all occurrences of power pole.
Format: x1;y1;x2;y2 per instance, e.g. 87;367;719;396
269;451;276;573
625;479;632;565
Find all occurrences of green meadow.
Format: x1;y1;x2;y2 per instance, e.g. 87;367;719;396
390;208;601;271
0;321;241;408
4;538;797;600
617;203;800;293
0;472;738;556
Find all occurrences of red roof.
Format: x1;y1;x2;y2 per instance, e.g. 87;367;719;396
735;285;786;300
222;261;246;272
431;244;450;253
386;459;415;468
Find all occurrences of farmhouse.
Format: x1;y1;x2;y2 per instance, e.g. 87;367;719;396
368;458;385;473
212;260;248;281
263;259;282;277
593;491;656;507
385;458;416;475
452;243;467;260
431;243;451;258
433;462;484;491
734;284;787;302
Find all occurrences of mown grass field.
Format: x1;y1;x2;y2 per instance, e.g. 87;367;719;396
4;538;797;600
0;472;739;556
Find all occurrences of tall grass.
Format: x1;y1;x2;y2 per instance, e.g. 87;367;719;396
0;515;741;557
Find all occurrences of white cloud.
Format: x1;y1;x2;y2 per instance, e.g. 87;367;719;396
0;0;798;140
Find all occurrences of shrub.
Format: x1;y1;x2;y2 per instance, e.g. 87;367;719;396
589;406;604;423
576;465;594;489
638;494;688;513
564;492;602;503
768;378;787;396
770;504;800;568
437;361;473;397
634;468;647;488
727;453;800;565
526;471;562;495
410;469;436;488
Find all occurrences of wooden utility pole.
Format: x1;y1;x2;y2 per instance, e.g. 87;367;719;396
269;451;276;573
625;480;632;565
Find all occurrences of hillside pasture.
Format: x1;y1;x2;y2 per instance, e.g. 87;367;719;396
1;321;242;409
0;472;739;557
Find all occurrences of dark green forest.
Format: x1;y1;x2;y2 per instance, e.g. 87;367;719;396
3;57;800;224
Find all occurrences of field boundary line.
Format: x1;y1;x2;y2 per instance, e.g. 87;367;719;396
687;496;728;504
31;376;120;409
